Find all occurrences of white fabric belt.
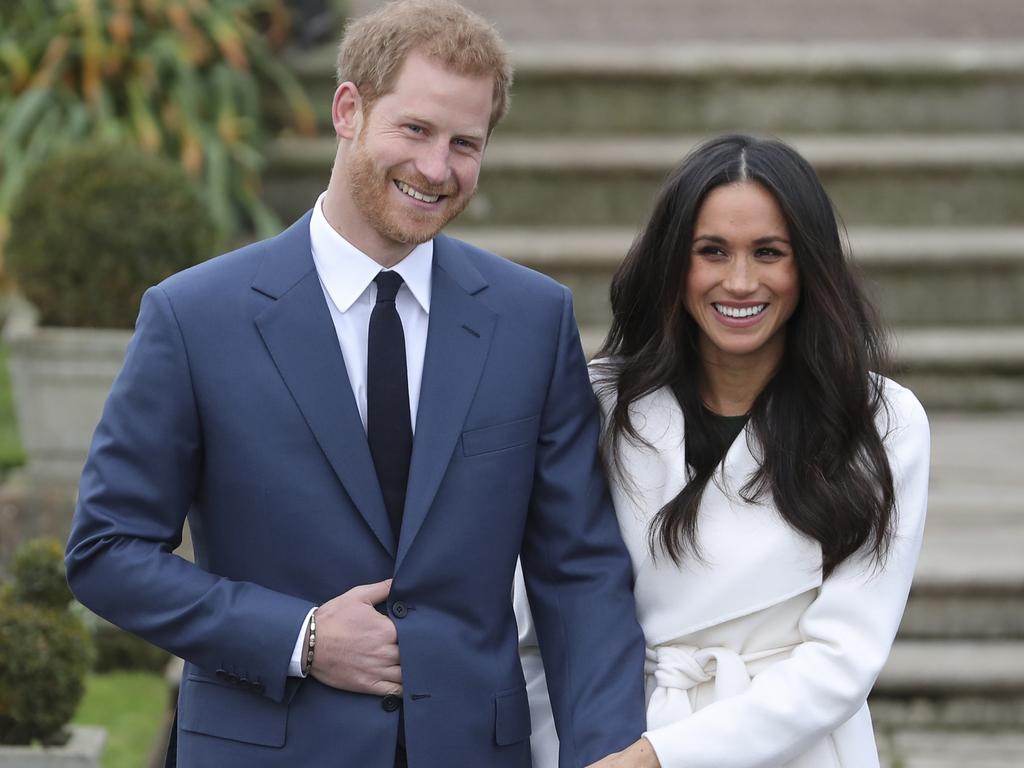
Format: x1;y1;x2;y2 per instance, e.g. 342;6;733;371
645;642;798;730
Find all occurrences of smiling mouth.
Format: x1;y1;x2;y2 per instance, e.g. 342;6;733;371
394;180;444;204
713;303;767;319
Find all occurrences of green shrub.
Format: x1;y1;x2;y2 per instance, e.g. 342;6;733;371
92;618;170;674
9;538;71;610
7;143;217;328
0;539;94;746
0;0;316;252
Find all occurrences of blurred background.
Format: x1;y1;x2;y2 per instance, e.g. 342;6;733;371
0;0;1021;765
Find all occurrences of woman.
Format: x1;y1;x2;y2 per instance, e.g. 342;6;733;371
515;134;929;768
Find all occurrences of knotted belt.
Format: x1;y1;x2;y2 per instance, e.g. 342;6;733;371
645;642;799;730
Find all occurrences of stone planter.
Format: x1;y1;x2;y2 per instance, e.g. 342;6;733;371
4;322;131;485
0;726;106;767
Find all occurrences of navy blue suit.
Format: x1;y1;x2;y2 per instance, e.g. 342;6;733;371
66;213;646;767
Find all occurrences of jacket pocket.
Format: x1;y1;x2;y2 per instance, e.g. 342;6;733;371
462;416;540;457
179;672;294;747
494;686;532;746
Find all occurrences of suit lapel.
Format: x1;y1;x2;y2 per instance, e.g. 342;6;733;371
396;235;496;570
252;213;395;557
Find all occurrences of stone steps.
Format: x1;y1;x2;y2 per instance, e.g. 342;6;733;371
878;730;1024;768
445;226;1024;327
264;133;1024;228
870;640;1024;731
286;42;1024;135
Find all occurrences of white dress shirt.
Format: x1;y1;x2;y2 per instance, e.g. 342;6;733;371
288;192;433;676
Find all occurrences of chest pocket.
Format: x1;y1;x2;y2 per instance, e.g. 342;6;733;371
462;415;540;457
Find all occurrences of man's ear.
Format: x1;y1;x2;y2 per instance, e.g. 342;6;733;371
332;82;363;140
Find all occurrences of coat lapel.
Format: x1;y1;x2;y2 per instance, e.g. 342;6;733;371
252;213;395;557
396;235;496;570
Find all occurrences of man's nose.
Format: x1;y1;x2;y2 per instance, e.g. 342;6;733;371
416;141;450;186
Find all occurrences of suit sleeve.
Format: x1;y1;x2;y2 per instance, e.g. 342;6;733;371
518;287;647;768
65;286;313;703
643;384;931;767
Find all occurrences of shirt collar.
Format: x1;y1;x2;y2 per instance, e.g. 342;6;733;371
309;191;433;314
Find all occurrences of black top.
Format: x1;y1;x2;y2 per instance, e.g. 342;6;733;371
703;407;749;459
670;382;750;464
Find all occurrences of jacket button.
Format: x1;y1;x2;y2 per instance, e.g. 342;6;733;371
215;669;228;681
251;681;265;693
382;694;402;712
391;601;408;619
227;672;239;684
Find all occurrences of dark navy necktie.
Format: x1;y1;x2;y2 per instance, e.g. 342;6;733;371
367;271;413;541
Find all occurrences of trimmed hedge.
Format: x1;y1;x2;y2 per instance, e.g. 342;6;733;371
7;143;217;329
0;538;94;746
8;538;71;610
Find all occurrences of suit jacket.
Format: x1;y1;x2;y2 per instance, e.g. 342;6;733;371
65;214;647;768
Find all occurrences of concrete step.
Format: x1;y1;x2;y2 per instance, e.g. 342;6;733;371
872;641;1024;731
263;134;1024;228
349;0;1024;44
901;412;1024;638
891;328;1024;411
905;498;1024;639
577;325;1024;410
446;226;1024;328
878;730;1024;768
288;42;1024;135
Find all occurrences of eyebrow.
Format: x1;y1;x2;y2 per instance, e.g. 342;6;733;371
693;234;791;246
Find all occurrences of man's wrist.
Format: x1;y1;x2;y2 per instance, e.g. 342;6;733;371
288;607;318;677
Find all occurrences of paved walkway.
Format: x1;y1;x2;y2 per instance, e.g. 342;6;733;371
351;0;1024;42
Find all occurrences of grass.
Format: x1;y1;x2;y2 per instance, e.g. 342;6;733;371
0;343;26;472
73;672;168;768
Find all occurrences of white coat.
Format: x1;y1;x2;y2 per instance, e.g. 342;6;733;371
515;369;930;768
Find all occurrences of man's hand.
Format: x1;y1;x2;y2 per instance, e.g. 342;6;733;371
586;738;661;768
309;578;402;696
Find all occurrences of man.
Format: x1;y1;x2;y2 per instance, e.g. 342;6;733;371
65;1;645;766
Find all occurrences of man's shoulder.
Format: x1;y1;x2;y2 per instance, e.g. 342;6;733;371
159;213;312;302
438;233;566;300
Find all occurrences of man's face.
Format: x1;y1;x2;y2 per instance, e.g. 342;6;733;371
343;52;493;257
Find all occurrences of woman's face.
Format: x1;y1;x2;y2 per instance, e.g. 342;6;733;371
683;181;800;369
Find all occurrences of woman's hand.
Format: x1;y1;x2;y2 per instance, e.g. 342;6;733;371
586;738;661;768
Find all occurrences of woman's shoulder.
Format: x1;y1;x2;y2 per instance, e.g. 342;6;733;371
587;355;621;385
873;374;930;442
587;356;622;413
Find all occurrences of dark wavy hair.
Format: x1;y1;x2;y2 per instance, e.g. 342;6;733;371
596;134;895;578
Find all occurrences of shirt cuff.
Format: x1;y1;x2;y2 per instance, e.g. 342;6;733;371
288;607;317;677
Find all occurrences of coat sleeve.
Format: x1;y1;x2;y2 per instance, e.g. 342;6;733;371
643;382;930;768
518;288;647;768
65;286;314;703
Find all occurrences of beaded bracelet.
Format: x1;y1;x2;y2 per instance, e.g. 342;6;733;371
303;608;318;676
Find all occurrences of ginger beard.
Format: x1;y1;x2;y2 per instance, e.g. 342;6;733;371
346;127;475;247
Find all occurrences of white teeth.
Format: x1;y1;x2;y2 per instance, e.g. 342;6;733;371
714;303;766;319
395;180;440;203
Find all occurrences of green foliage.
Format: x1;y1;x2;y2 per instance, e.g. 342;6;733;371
0;538;95;746
92;619;170;674
73;672;168;768
7;142;217;328
0;343;26;472
0;0;317;256
9;538;70;610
